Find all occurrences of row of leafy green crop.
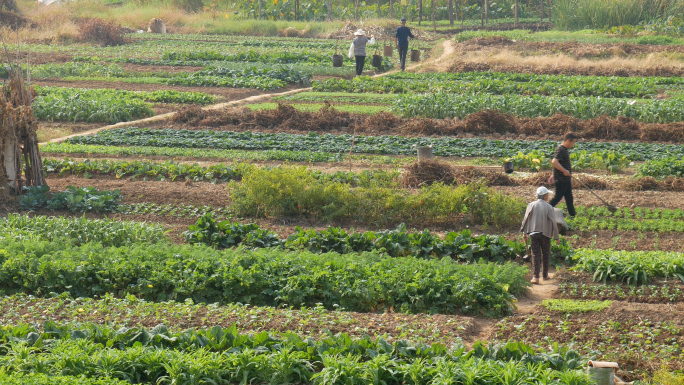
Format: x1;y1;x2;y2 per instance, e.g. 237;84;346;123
274;91;397;103
637;157;684;179
31;62;311;90
33;86;215;123
36;86;215;105
559;282;684;303
312;72;684;98
65;127;684;161
393;93;684;123
43;158;248;184
184;213;573;262
19;186;121;213
0;321;591;385
567;205;684;232
43;158;398;187
0;214;165;247
0;238;527;316
573;205;684;220
573;249;684;285
506;150;631;173
0;373;126;385
39;142;404;164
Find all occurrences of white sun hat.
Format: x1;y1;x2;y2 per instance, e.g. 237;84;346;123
536;186;553;196
354;29;366;36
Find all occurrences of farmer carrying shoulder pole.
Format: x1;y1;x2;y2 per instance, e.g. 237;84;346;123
550;132;578;217
349;29;375;76
521;186;560;284
395;18;414;71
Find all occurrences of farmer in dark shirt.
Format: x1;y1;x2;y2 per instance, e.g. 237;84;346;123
550;132;578;217
395;17;415;71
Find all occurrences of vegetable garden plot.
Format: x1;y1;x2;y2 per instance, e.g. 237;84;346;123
0;239;527;317
0;322;593;385
66;128;684;161
573;249;684;285
313;72;684;98
0;293;475;344
33;87;215;124
394;93;684;123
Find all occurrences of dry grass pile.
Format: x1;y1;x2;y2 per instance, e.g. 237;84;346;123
402;159;456;188
572;176;613;190
78;18;128;46
173;104;684;143
402;161;516;188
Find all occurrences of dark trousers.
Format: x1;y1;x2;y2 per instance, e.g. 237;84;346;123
530;233;551;279
550;179;576;217
398;45;408;70
355;55;365;76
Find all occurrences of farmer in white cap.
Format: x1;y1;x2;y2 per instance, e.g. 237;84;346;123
349;29;375;76
520;186;560;284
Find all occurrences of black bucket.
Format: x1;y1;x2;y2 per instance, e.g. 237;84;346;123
332;54;343;67
371;54;383;68
503;161;514;174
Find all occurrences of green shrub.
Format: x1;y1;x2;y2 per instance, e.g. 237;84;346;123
553;0;684;30
228;166;525;227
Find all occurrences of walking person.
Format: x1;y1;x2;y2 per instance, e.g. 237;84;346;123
349;29;375;76
549;132;578;217
395;17;415;71
521;186;560;284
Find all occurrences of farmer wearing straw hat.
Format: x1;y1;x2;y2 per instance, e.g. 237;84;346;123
395;17;415;71
349;29;375;76
520;186;560;284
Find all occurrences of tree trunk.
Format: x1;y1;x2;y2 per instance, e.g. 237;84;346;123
377;0;381;18
355;0;359;20
390;0;394;18
548;0;552;22
327;0;332;21
541;0;545;23
514;0;518;26
258;0;261;20
419;0;422;25
2;135;20;191
448;0;454;26
480;0;484;26
431;0;436;32
461;0;464;27
485;0;489;24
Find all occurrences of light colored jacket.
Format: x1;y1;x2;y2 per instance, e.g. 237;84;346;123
352;36;375;57
520;199;560;240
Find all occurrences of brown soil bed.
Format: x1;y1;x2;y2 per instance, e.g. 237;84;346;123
457;36;684;58
448;59;684;78
162;104;684;143
439;22;554;35
496;185;684;210
46;175;231;207
33;79;285;100
489;301;684;380
0;295;479;345
555;270;684;303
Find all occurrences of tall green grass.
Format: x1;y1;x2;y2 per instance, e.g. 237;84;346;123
554;0;684;30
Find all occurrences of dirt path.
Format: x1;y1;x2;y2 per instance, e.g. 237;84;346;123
515;269;558;314
41;39;453;146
